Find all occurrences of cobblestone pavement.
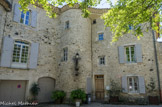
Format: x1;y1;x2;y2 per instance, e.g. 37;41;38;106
1;102;162;107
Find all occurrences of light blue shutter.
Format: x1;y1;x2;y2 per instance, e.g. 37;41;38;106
135;44;142;63
0;36;14;67
29;43;39;69
138;76;145;94
13;3;21;22
86;77;92;94
31;10;37;27
118;46;125;63
122;76;128;93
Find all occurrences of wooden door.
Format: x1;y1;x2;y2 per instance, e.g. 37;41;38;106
38;77;55;103
95;75;104;100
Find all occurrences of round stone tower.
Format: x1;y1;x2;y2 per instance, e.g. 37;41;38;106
58;8;92;95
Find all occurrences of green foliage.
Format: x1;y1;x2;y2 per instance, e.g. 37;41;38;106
147;77;156;93
108;79;122;97
18;0;162;42
18;0;100;18
51;90;66;101
102;0;162;42
70;89;86;101
30;83;40;100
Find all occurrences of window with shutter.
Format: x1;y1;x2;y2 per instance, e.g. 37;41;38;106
127;76;139;93
125;45;135;63
0;37;39;69
20;11;31;25
122;76;145;94
11;41;29;68
118;44;142;64
13;3;37;27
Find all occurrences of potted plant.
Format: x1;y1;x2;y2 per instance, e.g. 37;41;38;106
147;77;159;105
30;83;40;104
70;89;86;107
108;79;122;103
51;90;66;104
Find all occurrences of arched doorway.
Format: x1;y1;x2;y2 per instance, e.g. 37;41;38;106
38;77;55;103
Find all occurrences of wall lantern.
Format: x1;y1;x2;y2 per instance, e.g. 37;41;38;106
73;53;81;76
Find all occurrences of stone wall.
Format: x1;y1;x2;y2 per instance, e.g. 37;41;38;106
58;9;92;96
0;0;161;103
92;18;159;100
0;0;61;100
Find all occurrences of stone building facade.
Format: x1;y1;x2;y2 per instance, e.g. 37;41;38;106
0;0;162;104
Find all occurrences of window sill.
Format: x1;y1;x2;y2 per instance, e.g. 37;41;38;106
127;92;140;95
124;62;137;65
98;64;106;66
11;63;28;69
65;28;70;30
95;39;104;43
14;21;36;29
61;61;68;63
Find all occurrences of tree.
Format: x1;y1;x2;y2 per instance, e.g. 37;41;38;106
18;0;162;42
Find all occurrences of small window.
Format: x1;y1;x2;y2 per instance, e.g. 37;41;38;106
63;48;68;61
93;19;96;24
125;45;135;63
99;56;105;65
98;33;104;41
12;41;29;64
65;21;69;29
20;11;31;25
128;25;132;30
128;76;139;93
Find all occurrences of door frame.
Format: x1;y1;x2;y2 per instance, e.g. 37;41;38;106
94;75;104;100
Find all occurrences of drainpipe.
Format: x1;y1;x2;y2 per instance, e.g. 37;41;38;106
90;18;93;100
152;30;161;102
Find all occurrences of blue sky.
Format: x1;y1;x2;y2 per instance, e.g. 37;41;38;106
95;0;115;8
54;0;115;8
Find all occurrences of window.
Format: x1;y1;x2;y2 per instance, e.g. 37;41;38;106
0;36;39;69
93;19;96;24
128;76;139;93
12;41;29;64
63;48;68;61
65;21;69;29
99;56;105;65
129;25;132;30
122;76;145;94
125;46;135;63
20;11;31;25
98;33;104;41
119;44;142;64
